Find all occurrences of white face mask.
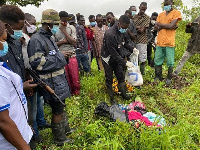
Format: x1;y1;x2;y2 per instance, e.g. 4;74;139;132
27;25;37;33
151;20;156;25
26;21;37;34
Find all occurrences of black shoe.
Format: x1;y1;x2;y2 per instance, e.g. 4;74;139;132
155;65;162;81
52;122;74;146
165;67;173;85
38;122;51;130
30;137;36;150
118;82;132;100
33;134;43;143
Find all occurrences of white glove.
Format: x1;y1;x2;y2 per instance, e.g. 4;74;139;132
133;48;139;55
126;61;134;68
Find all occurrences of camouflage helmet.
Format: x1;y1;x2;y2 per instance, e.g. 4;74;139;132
41;9;60;24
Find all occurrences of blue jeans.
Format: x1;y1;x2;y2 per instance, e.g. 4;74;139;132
29;92;46;136
76;53;90;73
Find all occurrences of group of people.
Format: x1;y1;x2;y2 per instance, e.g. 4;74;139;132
0;0;199;149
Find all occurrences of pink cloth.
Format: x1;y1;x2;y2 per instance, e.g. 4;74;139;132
65;57;80;95
127;111;161;127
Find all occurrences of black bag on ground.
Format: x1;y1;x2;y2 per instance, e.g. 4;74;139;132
94;102;128;122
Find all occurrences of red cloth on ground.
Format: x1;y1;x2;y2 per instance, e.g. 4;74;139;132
65;57;80;95
127;111;161;127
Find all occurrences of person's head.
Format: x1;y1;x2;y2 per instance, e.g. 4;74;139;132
96;14;103;28
106;12;115;26
77;15;85;26
129;6;137;16
151;12;158;21
59;11;68;26
139;2;147;15
125;10;132;19
0;20;8;57
150;12;158;25
164;0;173;12
68;14;76;26
41;9;60;35
102;15;108;26
24;13;36;35
118;15;130;34
0;5;25;40
89;15;96;27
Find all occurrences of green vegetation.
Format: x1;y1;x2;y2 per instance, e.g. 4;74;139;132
37;20;200;150
0;0;47;7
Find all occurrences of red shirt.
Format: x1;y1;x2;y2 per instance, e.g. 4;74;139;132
85;27;93;50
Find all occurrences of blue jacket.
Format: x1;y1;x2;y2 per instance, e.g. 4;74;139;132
28;28;71;101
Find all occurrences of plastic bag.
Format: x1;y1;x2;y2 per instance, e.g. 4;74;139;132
125;48;143;86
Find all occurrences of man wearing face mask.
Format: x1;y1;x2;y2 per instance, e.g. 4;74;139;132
147;12;158;67
0;19;32;150
133;2;150;75
22;13;50;147
129;6;137;18
27;9;73;146
0;5;37;92
154;0;181;84
101;15;134;105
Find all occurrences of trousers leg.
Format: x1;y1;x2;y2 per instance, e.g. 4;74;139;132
174;51;194;75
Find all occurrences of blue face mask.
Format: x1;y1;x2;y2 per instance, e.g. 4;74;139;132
0;41;9;57
10;30;23;40
51;25;59;34
164;5;172;12
90;22;96;27
132;11;136;16
119;28;127;34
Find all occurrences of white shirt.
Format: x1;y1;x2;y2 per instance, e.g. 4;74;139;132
0;62;33;150
22;33;31;68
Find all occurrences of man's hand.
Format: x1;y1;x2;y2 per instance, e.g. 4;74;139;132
61;51;74;58
62;38;69;44
23;79;37;91
60;25;67;33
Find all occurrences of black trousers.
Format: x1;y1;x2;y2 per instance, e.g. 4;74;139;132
102;60;125;87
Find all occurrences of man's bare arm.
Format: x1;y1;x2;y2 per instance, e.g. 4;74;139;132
0;109;31;150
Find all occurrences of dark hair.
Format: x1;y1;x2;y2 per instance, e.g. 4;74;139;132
129;5;136;10
96;14;103;19
106;12;114;17
24;13;35;22
59;11;68;18
151;12;158;17
0;20;5;37
140;2;147;7
0;5;25;25
77;15;84;21
125;10;132;15
119;15;130;24
89;15;95;20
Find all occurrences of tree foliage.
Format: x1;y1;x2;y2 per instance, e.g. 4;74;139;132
169;0;200;21
0;0;47;7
